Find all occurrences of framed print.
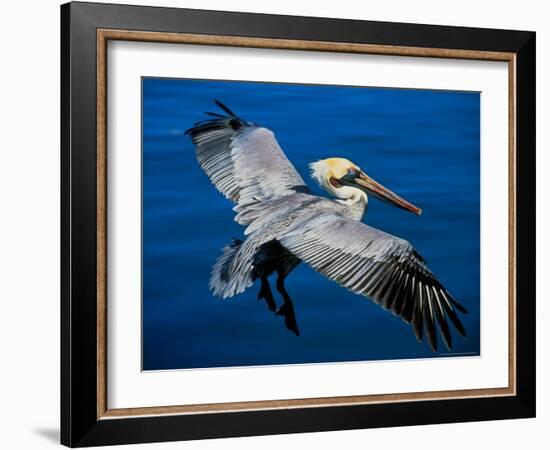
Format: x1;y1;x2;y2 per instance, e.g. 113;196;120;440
60;1;536;447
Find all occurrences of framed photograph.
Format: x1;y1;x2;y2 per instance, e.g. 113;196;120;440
61;1;535;447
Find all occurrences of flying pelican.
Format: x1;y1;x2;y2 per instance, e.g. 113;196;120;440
185;100;467;352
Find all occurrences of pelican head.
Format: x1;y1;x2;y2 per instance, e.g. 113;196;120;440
309;157;422;215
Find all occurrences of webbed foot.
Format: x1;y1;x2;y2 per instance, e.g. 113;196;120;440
257;277;276;312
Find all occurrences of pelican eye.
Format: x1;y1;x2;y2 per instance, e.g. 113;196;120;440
347;167;360;177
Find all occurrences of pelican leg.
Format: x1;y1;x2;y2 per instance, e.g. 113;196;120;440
275;270;300;336
257;276;277;312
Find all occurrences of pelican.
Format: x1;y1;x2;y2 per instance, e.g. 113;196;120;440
185;100;467;351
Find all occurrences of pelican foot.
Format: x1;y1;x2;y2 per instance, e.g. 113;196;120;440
257;277;276;312
276;301;300;336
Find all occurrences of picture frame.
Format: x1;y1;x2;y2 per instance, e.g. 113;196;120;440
60;1;535;447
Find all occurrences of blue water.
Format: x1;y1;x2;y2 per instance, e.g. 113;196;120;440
142;78;480;370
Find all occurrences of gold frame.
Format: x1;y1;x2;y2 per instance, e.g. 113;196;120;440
96;29;516;420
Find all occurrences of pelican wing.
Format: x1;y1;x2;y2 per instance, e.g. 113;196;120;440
185;101;310;225
279;213;468;351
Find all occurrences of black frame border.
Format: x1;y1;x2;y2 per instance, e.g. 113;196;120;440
61;2;535;447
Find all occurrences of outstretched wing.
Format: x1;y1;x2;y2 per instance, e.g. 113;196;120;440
279;213;468;351
185;101;310;225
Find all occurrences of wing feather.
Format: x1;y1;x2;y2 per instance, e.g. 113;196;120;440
279;213;467;351
186;101;310;225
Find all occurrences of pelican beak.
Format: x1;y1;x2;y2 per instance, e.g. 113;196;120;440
340;171;422;216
